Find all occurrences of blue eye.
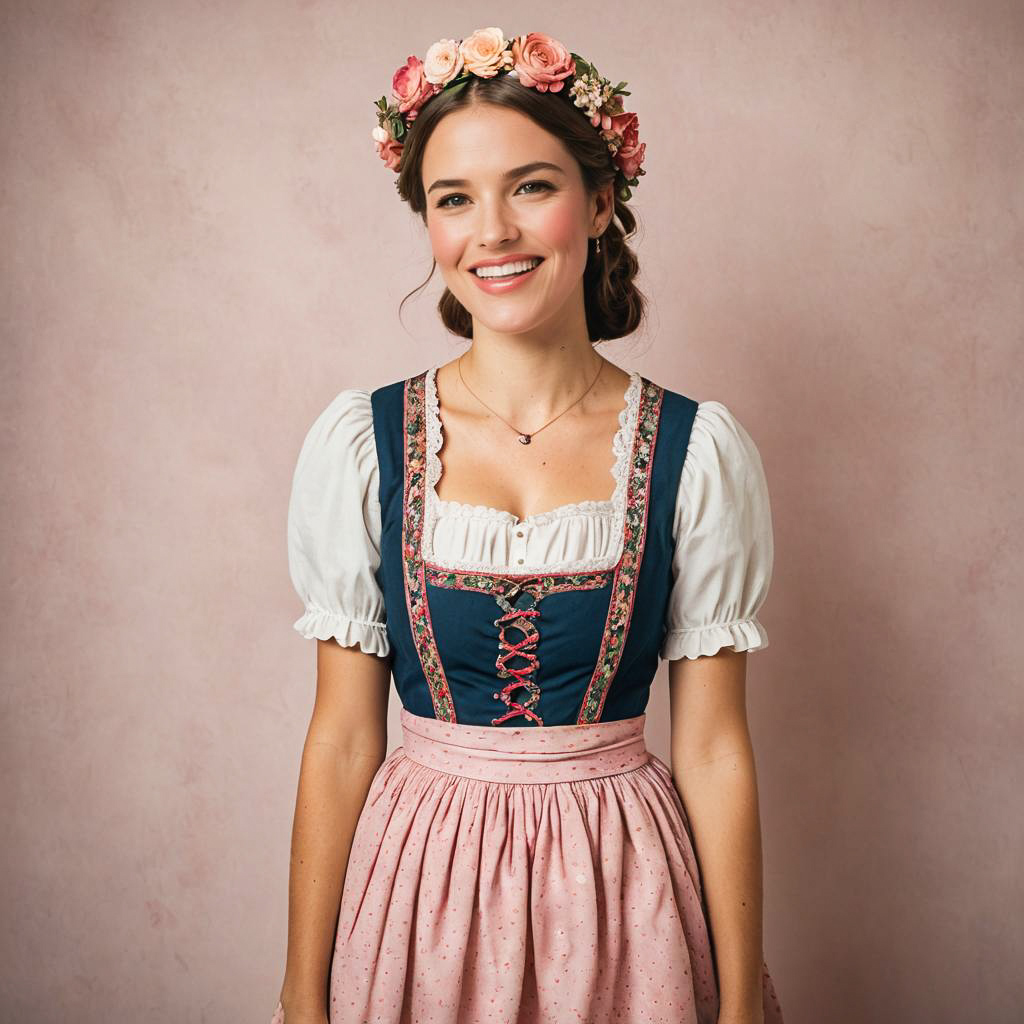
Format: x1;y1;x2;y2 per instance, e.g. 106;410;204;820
435;180;553;209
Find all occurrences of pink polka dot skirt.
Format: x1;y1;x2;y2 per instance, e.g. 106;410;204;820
271;708;784;1023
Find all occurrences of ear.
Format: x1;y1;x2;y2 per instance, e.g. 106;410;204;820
591;181;616;234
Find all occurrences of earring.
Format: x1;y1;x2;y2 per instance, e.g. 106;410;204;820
595;235;602;255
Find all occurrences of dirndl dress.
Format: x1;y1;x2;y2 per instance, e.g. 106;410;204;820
275;367;785;1024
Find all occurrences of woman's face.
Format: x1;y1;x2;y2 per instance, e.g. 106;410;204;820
421;104;607;337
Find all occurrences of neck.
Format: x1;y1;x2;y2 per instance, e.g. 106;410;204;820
456;332;606;424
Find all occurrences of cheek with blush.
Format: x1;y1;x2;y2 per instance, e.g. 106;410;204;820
531;203;590;272
426;220;468;275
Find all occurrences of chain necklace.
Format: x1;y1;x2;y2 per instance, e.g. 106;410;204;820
456;353;605;445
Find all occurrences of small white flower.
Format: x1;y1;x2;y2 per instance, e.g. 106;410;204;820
371;126;389;143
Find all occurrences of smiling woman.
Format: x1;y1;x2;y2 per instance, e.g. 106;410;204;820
273;26;785;1024
391;68;646;342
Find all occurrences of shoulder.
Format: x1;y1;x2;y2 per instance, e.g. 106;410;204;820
291;387;378;496
301;386;374;439
687;399;764;464
296;387;374;458
674;398;772;533
680;399;769;504
287;387;382;576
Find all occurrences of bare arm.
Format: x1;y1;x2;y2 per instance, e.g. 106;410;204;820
668;648;766;1024
278;639;392;1021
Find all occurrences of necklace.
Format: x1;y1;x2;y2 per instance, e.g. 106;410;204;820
456;354;605;445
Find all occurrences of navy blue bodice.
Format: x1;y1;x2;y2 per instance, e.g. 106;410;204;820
370;369;697;726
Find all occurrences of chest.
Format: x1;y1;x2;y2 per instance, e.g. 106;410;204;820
433;406;627;522
427;364;637;525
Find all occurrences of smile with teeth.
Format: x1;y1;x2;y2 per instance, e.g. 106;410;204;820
471;257;543;279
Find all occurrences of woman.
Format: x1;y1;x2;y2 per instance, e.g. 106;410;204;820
273;28;784;1024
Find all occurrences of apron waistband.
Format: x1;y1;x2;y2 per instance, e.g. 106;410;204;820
399;707;651;784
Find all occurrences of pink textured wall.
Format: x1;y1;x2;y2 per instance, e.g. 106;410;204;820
3;4;1022;1021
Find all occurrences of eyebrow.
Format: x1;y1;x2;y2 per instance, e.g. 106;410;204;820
426;161;566;194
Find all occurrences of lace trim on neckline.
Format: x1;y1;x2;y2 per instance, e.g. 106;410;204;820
421;363;643;573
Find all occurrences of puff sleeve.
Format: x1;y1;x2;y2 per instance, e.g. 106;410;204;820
660;400;774;661
287;388;390;657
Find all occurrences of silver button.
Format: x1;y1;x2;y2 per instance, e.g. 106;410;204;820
517;558;524;564
515;530;524;538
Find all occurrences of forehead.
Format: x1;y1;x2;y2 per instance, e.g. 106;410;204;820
421;105;570;180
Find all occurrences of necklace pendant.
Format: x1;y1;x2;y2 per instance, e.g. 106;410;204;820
518;434;532;445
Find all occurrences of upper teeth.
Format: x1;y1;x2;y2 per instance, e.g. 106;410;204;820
473;258;541;278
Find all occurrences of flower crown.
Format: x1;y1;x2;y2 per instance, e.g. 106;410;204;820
371;28;646;201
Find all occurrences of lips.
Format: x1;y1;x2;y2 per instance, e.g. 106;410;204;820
468;257;544;294
469;259;545;280
468;255;544;272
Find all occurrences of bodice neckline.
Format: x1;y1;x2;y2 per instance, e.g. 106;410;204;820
421;363;644;574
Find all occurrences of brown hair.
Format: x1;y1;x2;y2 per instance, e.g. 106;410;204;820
394;74;646;342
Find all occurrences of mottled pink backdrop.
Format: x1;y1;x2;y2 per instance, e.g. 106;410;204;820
3;3;1022;1022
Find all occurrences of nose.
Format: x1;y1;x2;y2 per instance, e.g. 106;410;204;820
476;195;520;249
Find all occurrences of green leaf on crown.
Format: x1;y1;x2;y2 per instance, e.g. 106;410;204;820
571;54;594;78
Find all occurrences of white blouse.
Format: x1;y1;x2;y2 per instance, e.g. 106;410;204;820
287;366;774;662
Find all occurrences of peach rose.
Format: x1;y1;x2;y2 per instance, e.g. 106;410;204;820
510;33;575;93
391;55;440;121
609;111;646;179
459;27;513;78
423;38;464;86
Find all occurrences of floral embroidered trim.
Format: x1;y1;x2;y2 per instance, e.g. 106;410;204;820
422;364;642;573
576;377;663;723
424;566;614;595
402;370;663;726
401;373;458;721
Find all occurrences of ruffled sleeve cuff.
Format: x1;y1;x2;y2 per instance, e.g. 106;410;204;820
293;605;390;658
661;617;769;661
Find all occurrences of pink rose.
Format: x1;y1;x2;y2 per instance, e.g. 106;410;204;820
372;131;403;171
459;27;514;78
511;33;575;93
609;111;646;179
423;38;464;86
391;55;440;121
